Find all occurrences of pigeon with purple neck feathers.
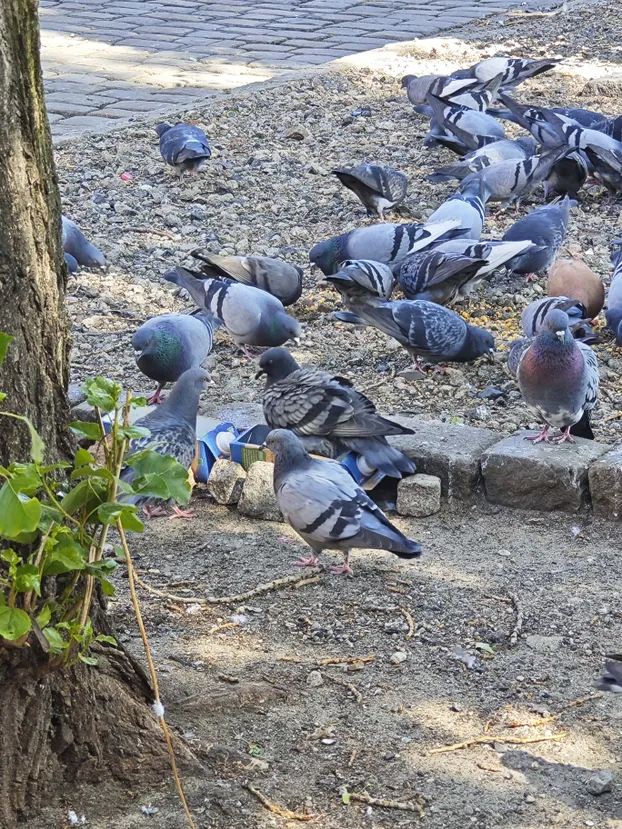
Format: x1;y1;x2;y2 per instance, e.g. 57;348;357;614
264;429;422;576
513;308;599;443
155;123;211;176
132;312;218;405
332;164;408;218
605;239;622;346
120;368;210;518
256;347;416;478
62;215;105;269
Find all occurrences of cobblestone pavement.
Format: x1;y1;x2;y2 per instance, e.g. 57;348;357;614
41;0;535;139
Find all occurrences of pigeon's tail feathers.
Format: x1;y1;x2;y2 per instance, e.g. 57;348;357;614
176;141;212;161
345;437;417;479
357;510;423;558
569;410;594;440
598;661;622;693
190;310;222;332
164;266;211;311
332;310;369;325
428;164;471;183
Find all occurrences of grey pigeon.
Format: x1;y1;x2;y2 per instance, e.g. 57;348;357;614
502;197;576;277
257;347;416;478
155;122;211;176
458;147;570;208
332;164;408;218
434;239;536;278
61;215;105;269
603;115;622;143
133;312;217;405
427;178;488;239
265;429;422;575
493;96;606;147
605;239;622;346
513;309;599;443
332;260;394;298
543;152;589;200
326;272;495;367
598;660;622;694
396;250;488;305
64;253;78;274
309;219;462;276
190;249;302;306
402;73;487;106
425;93;506;154
521;296;595;342
163;267;300;353
121;368;210;517
452;57;559;89
427;137;536;183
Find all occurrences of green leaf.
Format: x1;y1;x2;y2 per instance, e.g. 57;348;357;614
69;421;104;441
15;564;41;595
83;376;122;413
43;626;66;653
131;396;148;408
99;577;116;596
8;464;43;496
341;791;351;805
127;449;191;505
1;549;20;568
78;654;99;665
0;413;45;463
42;537;87;576
0;607;31;641
71;465;114;482
96;501;124;523
96;501;144;532
474;642;495;655
0;481;42;540
118;425;151;440
60;478;107;516
36;604;52;628
0;393;5;402
95;634;117;646
0;333;14;367
38;503;64;531
113;544;126;560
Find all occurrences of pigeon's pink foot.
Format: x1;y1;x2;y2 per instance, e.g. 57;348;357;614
239;345;267;359
147;386;165;405
144;505;167;518
525;273;537;283
432;363;448;376
169;506;195;520
552;426;576;445
295;554;319;567
526;426;552;444
330;562;354;576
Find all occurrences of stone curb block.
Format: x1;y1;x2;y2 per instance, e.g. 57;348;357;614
588;447;622;519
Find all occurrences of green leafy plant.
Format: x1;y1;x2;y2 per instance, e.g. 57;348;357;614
0;341;190;665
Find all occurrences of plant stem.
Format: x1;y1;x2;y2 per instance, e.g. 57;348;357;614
22;528;50;613
116;520;197;829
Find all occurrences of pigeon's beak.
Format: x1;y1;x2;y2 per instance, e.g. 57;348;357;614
555;330;565;340
203;376;215;387
486;348;495;364
254;368;265;380
134;349;143;360
292;337;301;346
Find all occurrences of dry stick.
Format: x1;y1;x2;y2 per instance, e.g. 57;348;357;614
278;654;375;666
429;731;567;755
127;226;178;239
117;521;197;829
135;567;322;605
601;409;622;422
400;607;415;640
508;592;523;647
507;692;603;728
319;670;363;703
350;791;424;815
295;575;321;589
244;782;315;822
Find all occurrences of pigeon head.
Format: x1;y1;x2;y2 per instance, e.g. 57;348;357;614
263;428;312;472
132;323;184;372
155;367;211;426
541;309;572;345
310;238;344;276
267;311;301;347
155;123;173;137
462;325;496;362
400;74;417;88
255;347;300;383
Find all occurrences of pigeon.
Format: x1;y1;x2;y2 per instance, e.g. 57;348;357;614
502;197;576;278
402;73;489;106
120;368;210;518
521;296;595;342
426;178;488;239
332;164;408;218
330;260;394;298
424;93;506;154
133;312;218;405
543;151;589;200
256;347;416;478
265;429;422;575
433;239;536;278
309;219;462;276
163;267;300;353
325;272;495;367
396;250;488;305
452;56;559;89
190;250;303;306
598;660;622;693
64;253;78;274
458;148;570;208
547;259;605;320
427;137;536;183
603;114;622;143
493;96;607;147
513;309;599;443
155;122;211;176
61;215;105;269
605;240;622;346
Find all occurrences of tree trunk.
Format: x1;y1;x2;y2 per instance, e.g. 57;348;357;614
0;0;72;466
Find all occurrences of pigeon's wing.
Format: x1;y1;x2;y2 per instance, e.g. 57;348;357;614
265;371;356;436
577;341;599;413
393;300;467;358
507;337;532;377
598;661;622;693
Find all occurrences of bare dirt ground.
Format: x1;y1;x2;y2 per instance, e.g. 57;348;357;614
33;1;622;826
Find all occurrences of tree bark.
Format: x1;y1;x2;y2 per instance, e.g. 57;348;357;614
0;0;72;466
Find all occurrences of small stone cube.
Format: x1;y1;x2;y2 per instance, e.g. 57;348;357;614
237;461;283;522
396;473;441;517
207;459;246;505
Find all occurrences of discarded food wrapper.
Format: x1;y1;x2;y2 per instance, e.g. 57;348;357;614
195;421;239;483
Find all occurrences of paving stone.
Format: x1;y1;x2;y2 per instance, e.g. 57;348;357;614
100;99;173;111
53;114;126;128
45;92;117;107
588;447;622;519
389;417;499;500
396;474;441;517
481;431;610;513
47;101;96;115
237;461;282;522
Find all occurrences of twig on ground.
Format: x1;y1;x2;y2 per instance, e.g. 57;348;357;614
602;410;622;422
507;692;603;728
508;592;523;647
387;585;408;595
507;5;566;17
127;225;177;239
320;670;362;703
430;731;567;755
400;607;415;640
278;654;375;667
484;593;512;604
295;575;321;589
244;783;315;821
350;791;425;816
209;622;239;635
347;748;358;768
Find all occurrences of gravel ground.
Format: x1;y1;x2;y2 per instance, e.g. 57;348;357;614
37;3;622;827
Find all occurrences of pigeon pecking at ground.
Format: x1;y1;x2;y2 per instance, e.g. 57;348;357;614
427;137;537;183
190;249;303;306
155;122;211;177
396;249;488;305
451;56;559;89
264;429;422;575
332;163;408;218
605;239;622;346
502;196;576;279
61;215;106;270
256;347;416;478
164;266;300;356
120;368;211;518
424;93;506;154
329;259;395;299
326;271;495;370
132;312;218;405
426;178;488;239
511;309;599;443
